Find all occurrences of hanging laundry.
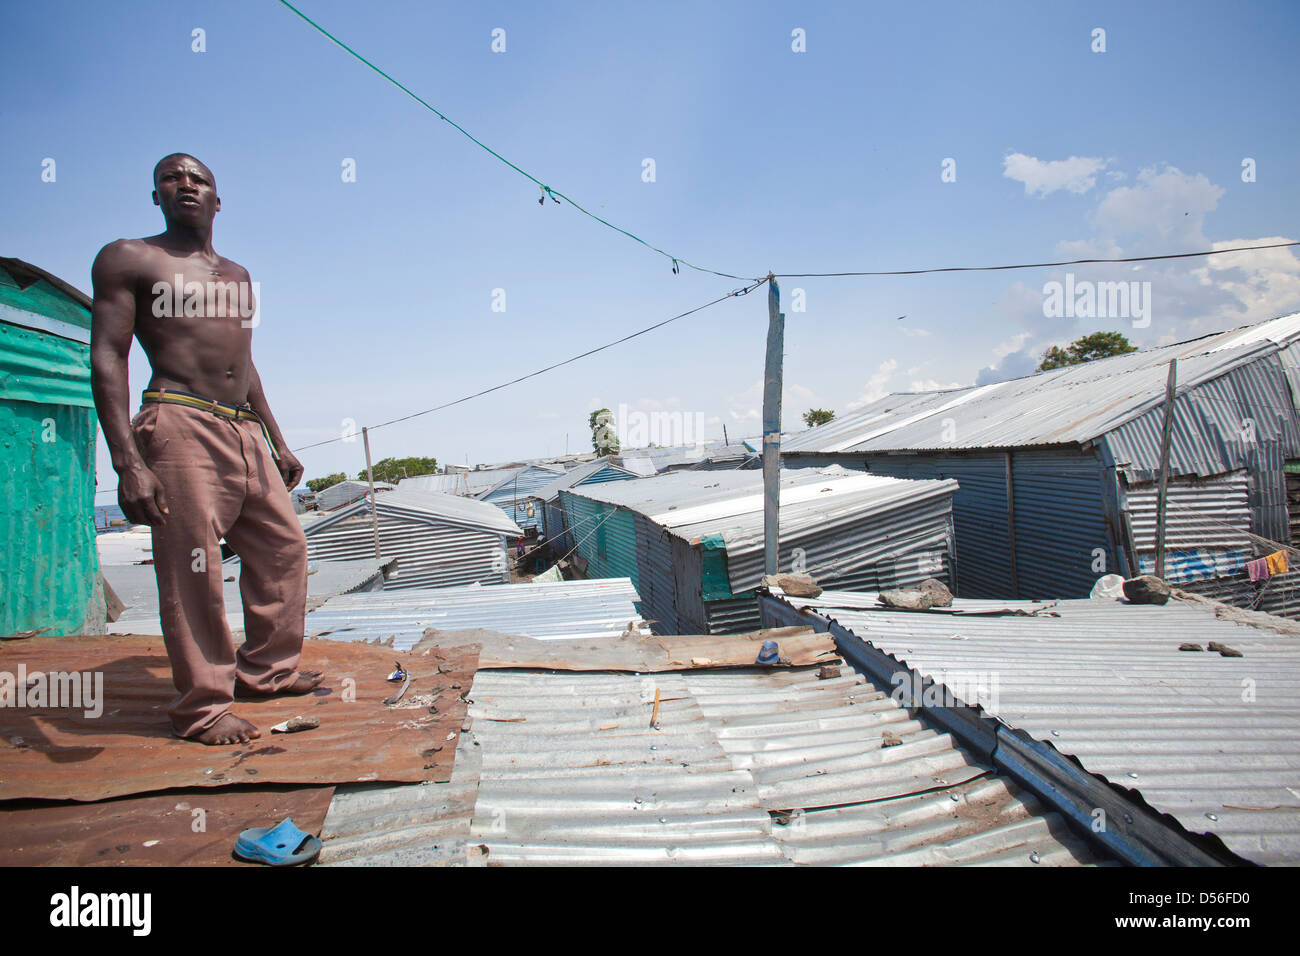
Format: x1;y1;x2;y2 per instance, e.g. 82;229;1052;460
1266;550;1290;575
1247;557;1270;583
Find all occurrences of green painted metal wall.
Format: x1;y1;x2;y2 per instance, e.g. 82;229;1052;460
0;260;103;636
0;399;103;635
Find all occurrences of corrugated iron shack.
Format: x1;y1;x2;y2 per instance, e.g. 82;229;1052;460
784;313;1300;611
561;465;957;634
528;455;640;551
477;463;565;531
303;488;521;590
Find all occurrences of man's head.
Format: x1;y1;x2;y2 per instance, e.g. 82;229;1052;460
152;153;220;225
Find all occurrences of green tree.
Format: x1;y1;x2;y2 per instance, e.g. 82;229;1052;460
589;408;620;454
1037;331;1138;372
359;456;439;484
306;472;347;493
802;408;835;428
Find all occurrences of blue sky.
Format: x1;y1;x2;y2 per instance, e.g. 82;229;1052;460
3;0;1298;497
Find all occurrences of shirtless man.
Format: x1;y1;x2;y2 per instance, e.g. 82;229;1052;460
90;153;323;745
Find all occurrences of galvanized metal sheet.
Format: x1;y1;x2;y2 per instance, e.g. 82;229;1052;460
458;667;1096;865
307;578;644;649
785;313;1300;461
774;588;1300;865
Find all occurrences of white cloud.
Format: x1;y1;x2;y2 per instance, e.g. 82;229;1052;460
909;378;965;391
1090;164;1224;246
846;359;898;410
1004;152;1108;197
993;331;1032;359
899;327;932;338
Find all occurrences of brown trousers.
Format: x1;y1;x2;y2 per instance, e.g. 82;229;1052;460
131;400;308;737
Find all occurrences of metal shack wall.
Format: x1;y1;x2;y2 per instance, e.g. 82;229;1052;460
807;450;1115;600
561;492;640;600
304;512;506;590
1103;354;1299;544
0;399;103;635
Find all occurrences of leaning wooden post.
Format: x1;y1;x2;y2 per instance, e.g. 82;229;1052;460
1154;359;1178;578
763;274;785;577
362;425;383;559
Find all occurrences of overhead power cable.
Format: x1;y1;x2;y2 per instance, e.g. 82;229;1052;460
289;277;766;453
773;240;1300;278
276;0;754;282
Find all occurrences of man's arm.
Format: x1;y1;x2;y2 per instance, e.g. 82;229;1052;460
247;362;303;490
90;242;169;524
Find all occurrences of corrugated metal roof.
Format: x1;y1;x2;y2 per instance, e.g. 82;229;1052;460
567;465;957;590
309;487;522;537
306;578;644;649
398;473;471;495
531;456;640;502
767;588;1300;865
620;440;757;473
316;480;395;512
321;663;1100;866
477;463;566;501
785;312;1300;456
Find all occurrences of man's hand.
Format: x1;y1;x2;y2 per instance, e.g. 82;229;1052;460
118;462;170;526
277;449;304;491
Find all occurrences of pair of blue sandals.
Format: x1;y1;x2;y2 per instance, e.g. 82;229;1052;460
234;818;322;866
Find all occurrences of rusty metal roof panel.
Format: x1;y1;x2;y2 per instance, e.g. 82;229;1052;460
0;635;477;801
768;588;1300;865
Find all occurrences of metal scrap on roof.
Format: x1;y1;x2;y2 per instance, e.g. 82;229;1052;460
763;587;1300;865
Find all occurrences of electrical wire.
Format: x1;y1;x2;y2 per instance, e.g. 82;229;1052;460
289;276;765;452
276;0;755;282
773;240;1300;278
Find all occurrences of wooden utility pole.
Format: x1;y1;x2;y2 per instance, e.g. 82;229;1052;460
362;425;382;559
762;275;785;576
1154;359;1178;578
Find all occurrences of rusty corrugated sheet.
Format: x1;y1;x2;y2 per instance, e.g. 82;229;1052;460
411;624;838;671
0;785;335;866
0;635;478;801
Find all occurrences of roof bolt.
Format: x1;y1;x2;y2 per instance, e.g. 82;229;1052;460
659;817;668;824
202;768;213;775
1122;813;1133;824
1206;812;1219;822
1029;852;1041;864
1051;730;1061;737
650;745;658;751
1128;772;1138;778
949;793;961;802
633;796;642;805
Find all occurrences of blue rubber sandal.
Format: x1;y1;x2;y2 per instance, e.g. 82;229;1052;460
234;818;322;866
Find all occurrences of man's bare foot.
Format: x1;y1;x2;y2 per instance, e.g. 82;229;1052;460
190;713;261;746
234;670;325;700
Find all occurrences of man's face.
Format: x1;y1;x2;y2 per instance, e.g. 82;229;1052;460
152;157;220;224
